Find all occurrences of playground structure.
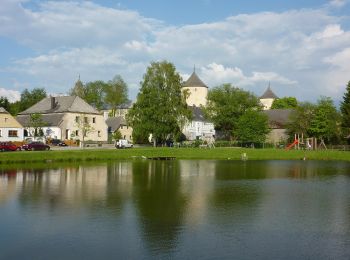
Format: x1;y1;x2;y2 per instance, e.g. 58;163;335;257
285;134;327;150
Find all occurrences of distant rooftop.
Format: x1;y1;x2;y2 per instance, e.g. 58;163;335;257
18;96;100;115
260;85;278;99
184;71;208;88
0;107;9;114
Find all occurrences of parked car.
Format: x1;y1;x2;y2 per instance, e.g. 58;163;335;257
50;139;68;146
0;142;21;152
22;142;50;151
115;139;133;149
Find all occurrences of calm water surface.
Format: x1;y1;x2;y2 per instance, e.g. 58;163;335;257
0;160;349;259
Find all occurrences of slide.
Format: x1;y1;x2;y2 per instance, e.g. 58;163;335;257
286;139;299;150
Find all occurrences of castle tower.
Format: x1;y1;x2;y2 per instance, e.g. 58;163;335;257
260;83;278;110
182;70;208;107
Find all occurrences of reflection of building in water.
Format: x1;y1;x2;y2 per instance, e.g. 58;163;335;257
179;160;216;226
0;162;134;207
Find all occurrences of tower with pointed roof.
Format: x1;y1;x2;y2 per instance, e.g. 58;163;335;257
182;69;208;107
260;83;278;110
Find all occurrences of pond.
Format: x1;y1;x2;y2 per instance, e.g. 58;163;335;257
0;160;349;259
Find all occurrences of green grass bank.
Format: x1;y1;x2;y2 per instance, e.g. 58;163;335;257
0;147;349;165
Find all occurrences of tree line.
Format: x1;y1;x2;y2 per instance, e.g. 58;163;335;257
1;60;349;145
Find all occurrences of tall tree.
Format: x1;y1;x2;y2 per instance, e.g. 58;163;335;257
0;97;11;111
127;61;191;146
204;84;262;140
20;88;47;112
309;97;340;143
234;110;270;143
286;102;316;138
271;97;298;109
84;80;108;110
69;78;85;98
105;75;129;117
340;81;350;139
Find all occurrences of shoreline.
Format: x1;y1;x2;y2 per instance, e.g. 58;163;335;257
0;147;349;166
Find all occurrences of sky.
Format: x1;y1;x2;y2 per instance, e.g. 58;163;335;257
0;0;350;103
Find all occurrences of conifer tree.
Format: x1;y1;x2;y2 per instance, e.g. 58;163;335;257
340;81;350;138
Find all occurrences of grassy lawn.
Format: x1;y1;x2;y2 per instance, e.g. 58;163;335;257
0;147;349;165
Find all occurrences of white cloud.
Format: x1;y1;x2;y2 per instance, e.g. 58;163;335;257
0;88;21;102
328;0;347;7
200;63;297;88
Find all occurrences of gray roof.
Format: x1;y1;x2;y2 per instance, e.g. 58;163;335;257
189;106;210;122
184;72;208;88
263;109;294;128
260;86;278;99
0;107;9;114
16;114;65;127
18;96;100;115
106;116;127;132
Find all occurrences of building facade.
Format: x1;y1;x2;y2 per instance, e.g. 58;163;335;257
17;96;108;142
182;71;208;107
0;107;24;142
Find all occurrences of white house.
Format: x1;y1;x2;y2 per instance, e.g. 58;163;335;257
0;107;24;142
182;71;215;141
16;96;108;142
183;106;215;141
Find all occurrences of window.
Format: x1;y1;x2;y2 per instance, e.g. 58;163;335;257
98;131;101;137
75;116;79;123
93;117;96;123
8;130;18;137
123;135;126;139
4;118;8;122
84;117;88;123
0;130;2;137
120;125;123;129
75;130;79;136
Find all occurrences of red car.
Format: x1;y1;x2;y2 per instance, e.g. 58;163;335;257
22;142;50;151
0;142;21;152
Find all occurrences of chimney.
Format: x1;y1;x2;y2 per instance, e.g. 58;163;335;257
50;96;56;109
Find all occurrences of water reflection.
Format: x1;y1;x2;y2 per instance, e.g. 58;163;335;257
0;160;349;259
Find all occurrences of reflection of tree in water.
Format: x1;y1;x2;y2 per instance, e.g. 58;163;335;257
132;160;188;254
208;161;266;225
96;161;133;215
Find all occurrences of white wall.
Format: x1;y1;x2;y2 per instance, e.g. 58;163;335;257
183;120;215;141
0;128;24;142
182;87;208;107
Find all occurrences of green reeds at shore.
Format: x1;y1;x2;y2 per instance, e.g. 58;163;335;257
0;148;349;165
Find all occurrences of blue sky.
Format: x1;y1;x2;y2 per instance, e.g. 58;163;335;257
0;0;350;103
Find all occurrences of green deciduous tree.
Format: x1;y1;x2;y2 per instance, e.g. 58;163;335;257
286;102;315;138
20;88;47;112
127;61;191;146
69;78;85;98
271;97;298;109
84;80;108;111
29;113;46;137
204;84;262;140
340;81;350;139
0;97;11;111
105;75;129;117
309;97;340;143
235;110;270;143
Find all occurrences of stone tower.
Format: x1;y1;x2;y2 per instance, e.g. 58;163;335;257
182;70;208;107
260;84;278;110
